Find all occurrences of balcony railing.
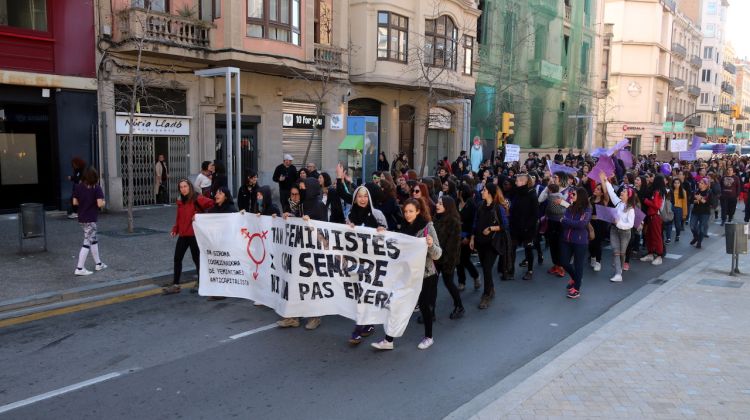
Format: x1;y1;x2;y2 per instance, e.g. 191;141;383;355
119;8;211;49
690;55;702;68
670;77;685;88
671;42;687;57
667;112;685;122
723;61;737;75
564;5;572;22
685;116;700;127
721;82;734;95
313;43;346;71
688;85;700;97
720;104;732;114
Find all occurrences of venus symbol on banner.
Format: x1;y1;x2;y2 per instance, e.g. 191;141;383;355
241;228;268;280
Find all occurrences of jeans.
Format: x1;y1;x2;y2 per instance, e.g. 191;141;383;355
456;242;479;285
560;241;587;291
690;213;710;244
610;227;631;275
476;244;498;297
664;207;683;241
174;236;200;285
721;197;738;223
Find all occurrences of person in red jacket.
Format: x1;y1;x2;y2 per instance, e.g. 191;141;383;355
163;179;214;294
640;174;666;266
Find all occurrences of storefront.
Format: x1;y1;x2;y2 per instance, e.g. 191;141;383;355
0;85;96;211
426;107;453;171
282;101;324;168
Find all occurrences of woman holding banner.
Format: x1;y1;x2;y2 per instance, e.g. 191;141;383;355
348;185;388;345
372;198;442;351
599;173;636;282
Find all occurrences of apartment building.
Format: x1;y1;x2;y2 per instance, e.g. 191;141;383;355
0;0;98;211
602;0;678;155
718;43;736;139
735;61;750;142
665;6;702;145
471;0;603;154
98;0;479;210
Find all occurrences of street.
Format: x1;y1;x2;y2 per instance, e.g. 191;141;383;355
0;224;723;419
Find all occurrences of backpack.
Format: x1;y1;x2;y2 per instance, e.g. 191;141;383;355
659;194;674;223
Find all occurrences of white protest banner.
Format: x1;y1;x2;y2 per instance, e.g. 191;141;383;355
504;144;520;162
193;214;428;337
670;139;688;152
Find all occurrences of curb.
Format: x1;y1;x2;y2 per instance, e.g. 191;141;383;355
0;270;196;322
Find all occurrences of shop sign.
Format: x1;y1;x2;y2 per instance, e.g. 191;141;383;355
329;114;343;130
623;125;645;132
115;113;190;135
282;113;325;129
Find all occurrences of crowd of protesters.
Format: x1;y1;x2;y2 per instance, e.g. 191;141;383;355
163;148;750;351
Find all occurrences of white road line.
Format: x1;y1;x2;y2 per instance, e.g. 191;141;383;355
0;369;135;414
227;323;277;341
665;253;683;260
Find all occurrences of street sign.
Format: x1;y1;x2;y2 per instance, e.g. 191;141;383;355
662;122;673;132
675;122;685;133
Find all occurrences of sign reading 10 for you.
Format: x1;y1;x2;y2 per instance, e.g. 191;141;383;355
283;113;325;129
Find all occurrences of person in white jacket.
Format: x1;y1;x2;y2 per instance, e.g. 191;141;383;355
599;172;637;282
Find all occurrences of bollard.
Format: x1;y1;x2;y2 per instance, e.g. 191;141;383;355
18;203;47;252
725;223;749;275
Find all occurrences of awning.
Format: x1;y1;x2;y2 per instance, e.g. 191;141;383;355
338;134;363;150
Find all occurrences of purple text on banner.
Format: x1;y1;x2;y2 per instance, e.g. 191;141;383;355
548;160;579;176
634;207;646;227
589;155;615;182
595;204;617;224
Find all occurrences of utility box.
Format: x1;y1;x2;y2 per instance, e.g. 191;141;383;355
725;223;749;255
18;203;47;252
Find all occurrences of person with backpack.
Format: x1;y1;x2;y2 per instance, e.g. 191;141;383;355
640;174;667;265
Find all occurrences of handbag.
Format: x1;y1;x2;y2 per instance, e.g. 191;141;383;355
490;205;506;255
659;195;674;223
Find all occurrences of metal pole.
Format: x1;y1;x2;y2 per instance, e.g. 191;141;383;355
234;70;241;196
225;69;233;194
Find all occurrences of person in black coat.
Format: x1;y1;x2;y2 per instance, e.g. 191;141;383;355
237;171;258;212
377;152;390;172
251;185;281;216
510;174;539;280
320;172;345;224
272;154;298;213
456;184;479;290
207;186;236;213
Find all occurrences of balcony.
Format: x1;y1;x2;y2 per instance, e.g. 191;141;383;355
667;112;685;121
118;8;211;50
685;116;700;127
313;44;346;72
564;5;572;22
671;42;687;57
721;82;734;95
690;55;702;68
723;61;737;75
720;104;732;114
688;85;700;97
669;77;685;88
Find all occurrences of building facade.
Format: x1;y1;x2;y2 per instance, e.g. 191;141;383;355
98;0;479;210
0;0;98;211
735;61;750;143
665;6;702;145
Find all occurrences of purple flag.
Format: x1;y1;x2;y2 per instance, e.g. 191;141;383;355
617;150;633;168
606;139;630;156
589;155;615;182
591;147;608;158
690;135;702;151
712;144;726;154
548;160;578;176
679;136;703;161
634;207;646;227
595;204;617;224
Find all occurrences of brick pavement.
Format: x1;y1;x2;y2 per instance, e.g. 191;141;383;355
463;223;750;419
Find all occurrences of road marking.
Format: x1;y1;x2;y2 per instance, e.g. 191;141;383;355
226;323;278;341
665;253;683;260
0;369;136;414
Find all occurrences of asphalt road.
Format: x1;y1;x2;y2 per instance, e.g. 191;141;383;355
0;221;728;419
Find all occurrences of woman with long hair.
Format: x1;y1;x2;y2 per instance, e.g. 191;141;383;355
640;174;666;265
72;167;106;275
67;157;86;219
470;183;510;309
560;187;592;299
599;172;636;282
434;196;465;319
690;178;713;248
163;179;214;294
588;182;611;272
372;198;442;351
319;172;345;223
666;177;688;243
456;184;480;291
207;186;236;213
377;151;390;172
411;182;435;217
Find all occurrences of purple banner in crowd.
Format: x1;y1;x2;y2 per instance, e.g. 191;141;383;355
678;135;703;161
618;150;633;169
548;160;579;176
606;139;630;156
595;205;617;224
589;155;615;181
712;143;726;154
591;147;608;158
634;207;646;227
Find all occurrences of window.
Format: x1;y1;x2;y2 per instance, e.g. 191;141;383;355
707;1;717;14
424;15;458;70
246;0;301;46
463;35;474;75
534;24;547;60
580;42;590;75
705;23;715;37
0;0;48;31
377;11;408;62
704;46;713;59
701;69;711;82
132;0;168;12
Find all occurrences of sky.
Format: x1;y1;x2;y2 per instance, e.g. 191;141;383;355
726;0;749;61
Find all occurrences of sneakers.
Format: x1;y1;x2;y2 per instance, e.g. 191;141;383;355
519;260;528;268
478;295;491;310
305;317;321;330
349;332;363;345
665;238;671;244
566;288;580;299
74;268;93;276
473;277;481;290
547;265;565;277
95;262;107;271
522;271;533;281
371;338;394;350
457;283;466;292
651;256;663;266
67;213;78;219
623;262;630;271
277;317;300;328
593;262;601;272
639;254;655;262
449;307;465;320
417;337;434;350
566;279;575;290
590;257;596;268
360;325;375;337
161;284;181;295
610;274;623;282
675;236;680;242
690;238;697;245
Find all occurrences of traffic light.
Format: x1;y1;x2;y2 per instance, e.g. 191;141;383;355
731;105;741;119
496;129;504;148
501;112;515;136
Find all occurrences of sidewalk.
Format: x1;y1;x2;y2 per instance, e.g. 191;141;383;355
0;206;189;303
451;224;750;419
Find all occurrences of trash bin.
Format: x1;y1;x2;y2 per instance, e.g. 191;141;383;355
18;203;47;252
725;223;749;255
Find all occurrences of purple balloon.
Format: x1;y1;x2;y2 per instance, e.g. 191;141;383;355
660;163;672;176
